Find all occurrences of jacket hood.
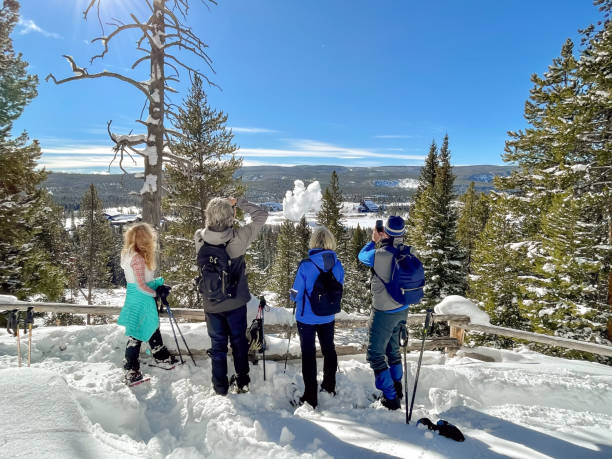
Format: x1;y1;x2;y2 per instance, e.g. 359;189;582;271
308;249;338;272
199;227;233;246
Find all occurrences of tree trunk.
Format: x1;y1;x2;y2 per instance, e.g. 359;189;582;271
142;0;165;228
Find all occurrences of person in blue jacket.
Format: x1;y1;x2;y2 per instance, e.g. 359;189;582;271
290;226;344;409
358;216;410;410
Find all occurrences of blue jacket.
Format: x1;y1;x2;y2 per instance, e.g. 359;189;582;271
290;249;344;325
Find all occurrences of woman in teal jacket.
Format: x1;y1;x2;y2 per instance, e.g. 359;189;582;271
117;223;175;384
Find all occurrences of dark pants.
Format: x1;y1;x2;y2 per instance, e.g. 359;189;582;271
366;308;407;373
297;320;337;407
206;305;250;395
124;328;170;371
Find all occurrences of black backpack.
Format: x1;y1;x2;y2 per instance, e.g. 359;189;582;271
305;260;343;316
197;242;234;302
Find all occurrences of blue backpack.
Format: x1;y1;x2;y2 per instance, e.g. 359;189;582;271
375;244;425;305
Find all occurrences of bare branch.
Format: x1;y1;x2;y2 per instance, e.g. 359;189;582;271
90;23;150;64
46;57;152;102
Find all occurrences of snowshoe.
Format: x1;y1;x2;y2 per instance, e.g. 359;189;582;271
125;370;150;387
148;355;178;370
368;392;401;410
287;382;302;407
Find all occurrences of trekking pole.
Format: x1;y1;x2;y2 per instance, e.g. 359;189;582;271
9;310;22;367
408;308;434;423
259;296;267;381
165;299;197;366
399;322;409;424
156;295;184;365
284;294;297;373
25;307;34;367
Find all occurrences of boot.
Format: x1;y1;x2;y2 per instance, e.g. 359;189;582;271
394;380;403;400
230;374;250;393
381;395;401;410
125;369;143;384
154;354;178;370
390;364;403;399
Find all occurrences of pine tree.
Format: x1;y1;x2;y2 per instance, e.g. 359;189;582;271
0;0;37;137
468;195;532;342
0;1;65;300
76;184;113;307
457;182;490;272
317;170;345;245
270;221;299;307
161;75;242;307
415;140;438;200
490;16;612;348
295;216;312;259
409;135;466;310
342;225;371;313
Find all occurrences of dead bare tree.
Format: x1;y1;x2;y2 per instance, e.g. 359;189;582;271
46;0;217;226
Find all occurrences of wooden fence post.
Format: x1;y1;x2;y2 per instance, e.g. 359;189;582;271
447;321;465;357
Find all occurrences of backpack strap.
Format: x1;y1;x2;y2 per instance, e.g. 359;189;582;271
372;245;399;285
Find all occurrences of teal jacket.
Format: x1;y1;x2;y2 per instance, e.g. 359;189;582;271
117;277;164;342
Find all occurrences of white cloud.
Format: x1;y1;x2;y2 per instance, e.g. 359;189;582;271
17;18;61;39
238;140;425;161
230;126;278;134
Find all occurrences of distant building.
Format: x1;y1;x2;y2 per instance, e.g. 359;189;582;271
357;199;380;213
260;202;283;212
103;213;141;226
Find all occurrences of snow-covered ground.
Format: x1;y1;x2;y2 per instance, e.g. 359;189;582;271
1;304;611;458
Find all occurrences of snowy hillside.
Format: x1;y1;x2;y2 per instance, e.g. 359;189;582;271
1;311;611;458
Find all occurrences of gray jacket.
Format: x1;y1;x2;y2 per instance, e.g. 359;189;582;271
359;238;407;311
194;198;268;313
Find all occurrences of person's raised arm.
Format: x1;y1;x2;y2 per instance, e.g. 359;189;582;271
233;198;269;248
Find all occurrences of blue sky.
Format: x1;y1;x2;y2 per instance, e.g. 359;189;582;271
12;0;602;172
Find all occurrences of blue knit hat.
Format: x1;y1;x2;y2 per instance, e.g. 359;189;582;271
385;216;405;237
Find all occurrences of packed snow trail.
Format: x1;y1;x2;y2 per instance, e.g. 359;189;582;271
1;321;611;458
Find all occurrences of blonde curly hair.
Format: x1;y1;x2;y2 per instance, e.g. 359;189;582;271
122;222;157;271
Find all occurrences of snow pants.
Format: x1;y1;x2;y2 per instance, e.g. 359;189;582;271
297;320;337;408
124;328;170;371
366;308;408;373
205;305;250;395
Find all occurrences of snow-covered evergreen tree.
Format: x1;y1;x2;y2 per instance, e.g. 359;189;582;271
0;1;66;300
342;225;371;313
457;182;490;273
270;221;299;308
408;135;466;310
161;75;242;307
76;184;113;307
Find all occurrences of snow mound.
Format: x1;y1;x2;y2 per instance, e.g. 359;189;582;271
0;294;19;304
434;295;491;325
0;368;145;458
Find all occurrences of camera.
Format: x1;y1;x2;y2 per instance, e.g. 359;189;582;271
375;219;384;233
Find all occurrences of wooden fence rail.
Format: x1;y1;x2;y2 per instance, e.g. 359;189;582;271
2;301;611;358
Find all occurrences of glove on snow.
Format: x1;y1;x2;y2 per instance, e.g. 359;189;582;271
417;418;465;442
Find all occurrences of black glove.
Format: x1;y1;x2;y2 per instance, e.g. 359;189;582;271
156;285;172;303
417;418;465;442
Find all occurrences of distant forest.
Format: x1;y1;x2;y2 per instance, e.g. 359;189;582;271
44;165;514;209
